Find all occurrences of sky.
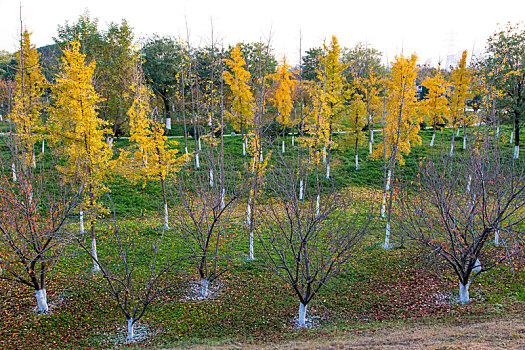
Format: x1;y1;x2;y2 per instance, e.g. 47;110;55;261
1;0;524;67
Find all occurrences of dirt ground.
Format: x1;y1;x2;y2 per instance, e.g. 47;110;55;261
180;316;525;350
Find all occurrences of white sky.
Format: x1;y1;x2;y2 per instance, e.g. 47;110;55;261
1;0;524;66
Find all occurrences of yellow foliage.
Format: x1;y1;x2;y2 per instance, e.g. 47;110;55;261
50;41;112;218
271;57;296;128
371;54;421;165
223;45;255;134
421;68;449;129
10;29;47;168
448;50;473;128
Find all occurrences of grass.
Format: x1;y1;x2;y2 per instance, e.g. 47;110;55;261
0;121;524;349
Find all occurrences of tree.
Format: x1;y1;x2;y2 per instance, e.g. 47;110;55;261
49;41;112;271
481;22;525;159
257;148;369;326
271;57;296;153
141;35;184;129
343;83;367;170
10;29;47;169
0;139;79;313
120;63;188;230
223;44;255;154
394;130;525;302
56;13;137;140
448;50;473;155
301;47;323;82
0;30;77;314
75;221;186;341
317;36;349;178
371;54;421;248
421;67;449;147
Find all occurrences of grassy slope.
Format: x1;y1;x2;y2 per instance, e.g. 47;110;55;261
0;123;524;349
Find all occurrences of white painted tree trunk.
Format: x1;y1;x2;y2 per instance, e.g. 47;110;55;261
79;211;84;233
41;139;45;154
326;163;330;179
221;189;225;210
292;135;295;146
371;130;374;143
249;230;254;260
510;131;514;144
381;169;391;218
459;282;470;303
11;163;16;182
127;318;134;341
259;151;263;162
355;154;359;170
514;145;520;159
209;169;214;188
473;258;482;274
32;154;36;168
467;176;471;193
316;194;320;217
430;132;435;147
0;114;2;121
201;278;209;298
282;140;285;153
456;128;460;137
185;146;188;158
383;220;391;249
298;302;307;327
496;125;500;138
322;146;327;163
35;288;48;313
299;180;304;200
369;141;372;154
198;137;202;151
246;198;251;225
449;141;454;157
164;203;170;230
494;229;499;246
166;117;171;130
92;238;100;272
463;132;467;149
242;141;246;156
29;192;33;205
195;153;200;169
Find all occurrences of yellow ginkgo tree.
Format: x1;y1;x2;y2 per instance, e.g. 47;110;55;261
50;41;112;271
421;67;449;147
448;50;473;155
271;57;296;153
316;35;348;178
122;65;189;230
371;54;421;249
223;44;255;156
343;80;367;170
10;29;47;171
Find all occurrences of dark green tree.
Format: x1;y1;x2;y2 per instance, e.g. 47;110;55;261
301;47;323;82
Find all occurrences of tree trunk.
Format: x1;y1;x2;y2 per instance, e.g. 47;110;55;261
209;169;214;188
462;125;467;150
198;137;202;151
11;163;16;182
315;194;320;217
514;110;520;159
35;288;48;313
381;169;391;218
79;210;84;234
297;302;307;327
459;282;470;303
355;138;359;171
510;131;514;144
91;221;100;272
322;146;327;163
494;229;499;245
195;153;200;169
161;178;169;230
326;162;330;179
467;175;472;193
430;125;436;147
41;139;45;154
450;130;455;157
299;179;304;200
221;188;225;210
246;197;251;225
127;317;134;341
201;278;209;298
242;139;246;156
249;230;254;260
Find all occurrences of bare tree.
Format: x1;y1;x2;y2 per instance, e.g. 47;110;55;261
256;149;371;326
0;136;79;313
75;219;186;341
393;129;525;303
